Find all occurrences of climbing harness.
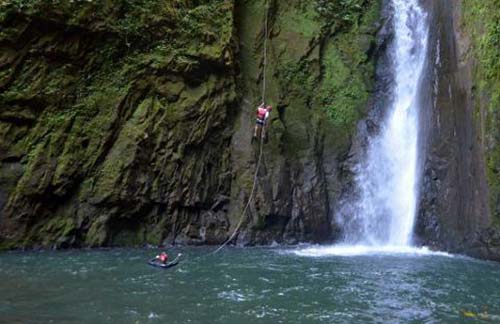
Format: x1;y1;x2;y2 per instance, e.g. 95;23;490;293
212;0;270;254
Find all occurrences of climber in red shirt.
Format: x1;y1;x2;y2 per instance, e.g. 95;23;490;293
253;103;272;139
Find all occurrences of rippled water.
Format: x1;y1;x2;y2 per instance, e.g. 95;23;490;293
1;247;499;323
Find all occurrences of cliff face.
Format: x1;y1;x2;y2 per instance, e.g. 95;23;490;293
0;0;239;248
0;0;381;248
416;0;500;260
228;0;380;245
3;0;497;259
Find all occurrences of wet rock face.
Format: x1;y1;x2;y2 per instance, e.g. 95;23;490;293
0;1;238;248
416;0;500;260
0;0;381;249
2;0;497;258
230;0;381;245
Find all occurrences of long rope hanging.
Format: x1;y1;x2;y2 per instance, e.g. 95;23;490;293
212;0;269;255
261;0;269;104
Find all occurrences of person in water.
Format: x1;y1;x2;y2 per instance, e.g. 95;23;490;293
156;252;169;264
253;103;272;139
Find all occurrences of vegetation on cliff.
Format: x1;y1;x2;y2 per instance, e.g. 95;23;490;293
274;0;379;135
462;0;500;225
230;0;380;244
0;0;381;249
0;0;237;248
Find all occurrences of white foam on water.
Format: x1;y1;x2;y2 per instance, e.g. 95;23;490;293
291;245;453;258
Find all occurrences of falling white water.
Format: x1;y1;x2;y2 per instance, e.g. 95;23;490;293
337;0;429;248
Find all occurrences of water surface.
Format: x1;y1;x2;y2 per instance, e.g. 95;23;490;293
1;247;499;323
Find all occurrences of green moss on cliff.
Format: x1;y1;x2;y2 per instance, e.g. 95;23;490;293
275;0;378;133
1;0;381;248
462;0;500;225
0;0;237;248
231;0;380;242
316;0;378;141
279;2;321;39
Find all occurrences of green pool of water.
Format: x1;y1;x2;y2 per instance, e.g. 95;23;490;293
1;246;499;323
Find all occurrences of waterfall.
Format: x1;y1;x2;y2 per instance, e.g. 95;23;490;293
338;0;429;247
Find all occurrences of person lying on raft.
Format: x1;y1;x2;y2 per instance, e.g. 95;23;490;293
155;252;169;264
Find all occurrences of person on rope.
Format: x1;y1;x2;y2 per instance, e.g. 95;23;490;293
253;103;272;139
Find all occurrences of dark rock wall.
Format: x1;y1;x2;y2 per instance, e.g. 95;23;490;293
0;1;239;248
416;0;500;260
3;0;497;259
0;0;381;249
229;0;381;245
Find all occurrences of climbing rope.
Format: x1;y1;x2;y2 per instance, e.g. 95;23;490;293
212;0;270;255
211;132;265;254
261;0;269;104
